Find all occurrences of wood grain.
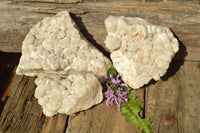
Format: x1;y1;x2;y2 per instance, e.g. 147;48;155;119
1;59;199;133
32;0;200;5
18;0;82;4
0;0;200;132
145;61;200;133
66;88;144;133
0;1;200;61
0;75;68;133
0;52;21;103
0;71;145;133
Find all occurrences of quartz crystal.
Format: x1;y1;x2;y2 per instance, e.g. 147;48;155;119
104;16;179;89
35;73;103;117
16;11;111;81
16;11;111;116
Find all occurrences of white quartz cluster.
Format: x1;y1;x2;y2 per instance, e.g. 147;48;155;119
35;73;103;117
104;16;179;89
16;11;111;81
16;11;112;116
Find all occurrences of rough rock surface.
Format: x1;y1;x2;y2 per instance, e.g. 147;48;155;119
16;11;111;81
104;16;179;89
34;73;103;117
16;11;111;116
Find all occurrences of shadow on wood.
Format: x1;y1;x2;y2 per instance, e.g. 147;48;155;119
70;13;110;59
144;31;187;88
162;32;187;81
0;52;21;115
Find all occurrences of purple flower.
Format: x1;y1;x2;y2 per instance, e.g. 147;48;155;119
104;88;116;106
116;100;122;112
103;72;129;112
110;74;121;85
120;83;128;88
117;87;128;103
104;87;128;112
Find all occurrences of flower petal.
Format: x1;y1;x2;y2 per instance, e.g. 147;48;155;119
120;83;128;87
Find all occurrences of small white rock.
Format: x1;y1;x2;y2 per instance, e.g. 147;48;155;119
34;73;103;117
104;16;179;89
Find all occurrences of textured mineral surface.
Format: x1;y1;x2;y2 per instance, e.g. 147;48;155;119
35;73;103;117
16;11;111;81
16;11;111;116
104;16;179;89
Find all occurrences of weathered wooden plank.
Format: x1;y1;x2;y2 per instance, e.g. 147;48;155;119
17;0;82;4
0;1;52;54
0;52;21;102
0;52;21;112
0;1;200;61
0;75;68;133
1;67;16;102
79;0;200;4
145;60;200;133
0;67;145;132
25;0;199;3
66;88;145;133
169;0;200;4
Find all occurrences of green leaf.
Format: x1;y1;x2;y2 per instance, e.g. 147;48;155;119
124;114;138;125
141;118;152;126
128;100;142;113
121;86;132;93
121;93;153;133
107;67;117;78
128;93;137;100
